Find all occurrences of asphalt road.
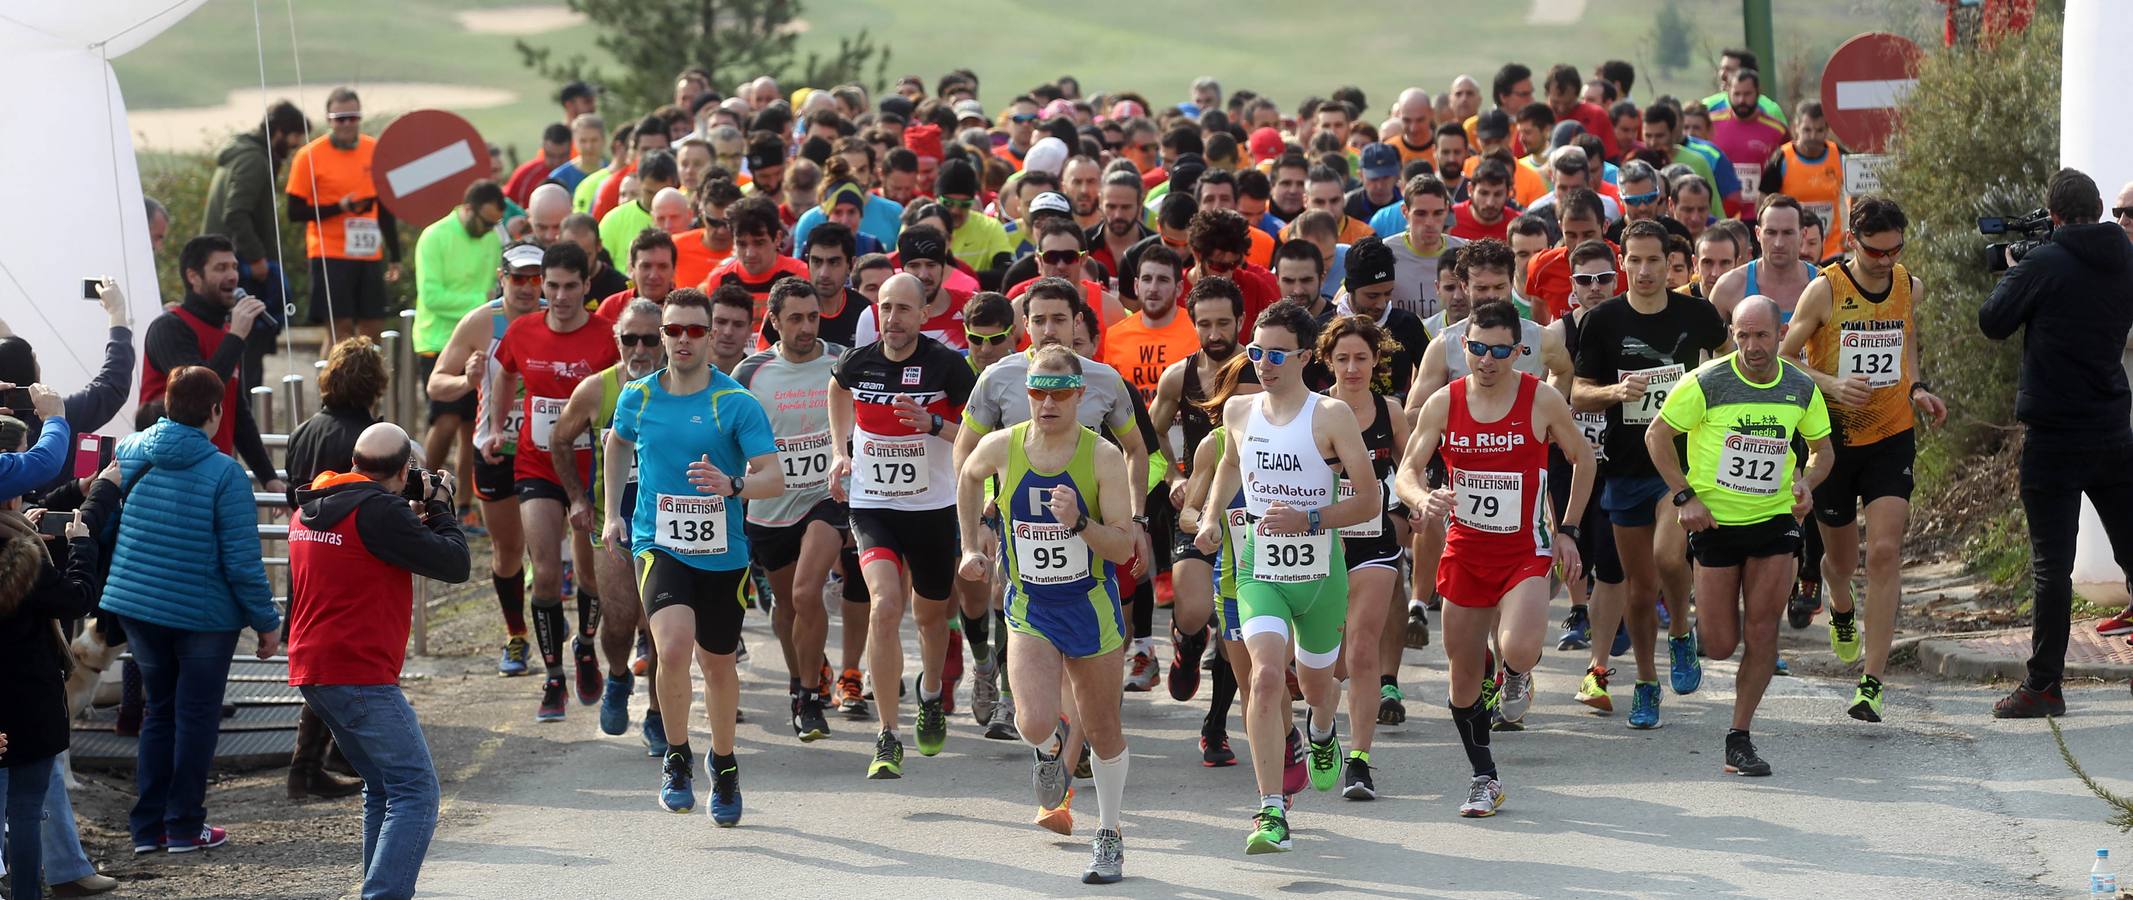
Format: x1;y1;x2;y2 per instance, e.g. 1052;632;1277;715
410;607;2133;899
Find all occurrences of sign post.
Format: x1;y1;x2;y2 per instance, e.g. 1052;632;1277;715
1819;33;1925;154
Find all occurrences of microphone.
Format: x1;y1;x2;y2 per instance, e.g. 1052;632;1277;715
235;286;282;329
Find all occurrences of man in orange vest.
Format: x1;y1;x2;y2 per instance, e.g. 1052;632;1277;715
1757;100;1847;251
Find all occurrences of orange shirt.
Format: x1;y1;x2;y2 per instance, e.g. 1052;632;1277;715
1277;214;1374;247
1464;155;1551;209
1244;226;1275;270
1100;312;1200;403
1521;242;1623;324
673;230;732;289
286;134;382;261
702;255;809;345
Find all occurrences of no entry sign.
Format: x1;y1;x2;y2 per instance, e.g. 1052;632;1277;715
1820;33;1925;154
372;109;492;227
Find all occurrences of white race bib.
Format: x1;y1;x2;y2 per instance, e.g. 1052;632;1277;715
776;429;834;492
1337;479;1383;539
1452;469;1523;534
527;396;588;451
1574;410;1609;461
343;217;382;258
1804;202;1836;231
1715;433;1788;495
857;436;930;500
1254;530;1331;583
1011;517;1092;585
654;493;728;555
1619;364;1685;426
1838;328;1904;390
1734;163;1763;204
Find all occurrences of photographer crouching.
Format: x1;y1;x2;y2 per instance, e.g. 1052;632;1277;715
285;422;470;900
1978;167;2133;718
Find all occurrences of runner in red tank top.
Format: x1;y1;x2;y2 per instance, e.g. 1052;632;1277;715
1395;300;1592;819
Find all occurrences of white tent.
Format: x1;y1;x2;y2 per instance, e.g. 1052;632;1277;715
2064;0;2132;584
0;1;208;434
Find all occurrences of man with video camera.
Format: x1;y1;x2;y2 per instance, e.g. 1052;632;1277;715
1978;166;2133;718
285;422;470;900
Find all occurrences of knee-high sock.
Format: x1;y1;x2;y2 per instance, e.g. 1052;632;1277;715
532;598;567;677
962;612;990;664
577;588;601;638
1092;748;1129;831
1450;700;1495;779
1205;652;1237;732
1131;577;1154;641
495;572;528;636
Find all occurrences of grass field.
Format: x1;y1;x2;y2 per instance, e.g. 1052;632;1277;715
115;0;1936;160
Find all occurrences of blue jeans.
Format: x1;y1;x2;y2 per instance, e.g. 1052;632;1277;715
0;763;96;886
300;684;438;900
118;617;239;848
5;756;55;900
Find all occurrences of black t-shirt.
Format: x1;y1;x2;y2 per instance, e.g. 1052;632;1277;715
1308;305;1430;399
763;286;868;349
1572;291;1726;477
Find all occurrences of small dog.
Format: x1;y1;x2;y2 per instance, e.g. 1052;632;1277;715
60;627;127;789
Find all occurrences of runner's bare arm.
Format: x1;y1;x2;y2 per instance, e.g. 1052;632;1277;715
1905;276;1947;426
1540;323;1573;382
1777;278;1836;379
1545;320;1575;399
1708;265;1746;323
1083;440;1140;564
1394;389;1449;512
1180;429;1223;515
827;377;856;503
426;312;484;402
549;376;602;513
955;431;1006;559
1314;397;1380;531
1571;375;1630;413
1407;335;1451;410
1195;397;1250;547
1149;359;1189;476
599;430;633;548
1112;424;1150;518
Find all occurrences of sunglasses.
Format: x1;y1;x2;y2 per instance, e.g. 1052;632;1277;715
939;197;975;210
1040;249;1083;266
1027;386;1080;402
660;323;710;338
1856;241;1905;259
1570;272;1618;287
1623;190;1661;206
328;112;362;122
701;217;731;230
1133;143;1157;155
1465;340;1518;359
966;328;1013;346
2115;207;2133;220
1245;344;1299;366
1011;113;1039;124
505;272;541;285
618;333;660;347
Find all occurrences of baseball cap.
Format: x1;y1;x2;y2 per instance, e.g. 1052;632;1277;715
1248;127;1285;163
953;99;987;124
1042;98;1076;121
502;242;545;271
878;95;915;121
1549;145;1589;176
1345;237;1397;293
1549;120;1586;151
1027;192;1073;218
1475;110;1512;141
1023;137;1070;176
1107;99;1146;121
897;227;951;264
1360;143;1401;180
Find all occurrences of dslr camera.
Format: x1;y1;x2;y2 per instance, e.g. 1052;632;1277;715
1980;209;2052;273
401;464;451;504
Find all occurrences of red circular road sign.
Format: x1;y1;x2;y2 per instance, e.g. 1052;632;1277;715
1820;32;1925;154
372;109;492;227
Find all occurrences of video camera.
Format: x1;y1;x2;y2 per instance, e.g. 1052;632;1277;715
1980;209;2052;273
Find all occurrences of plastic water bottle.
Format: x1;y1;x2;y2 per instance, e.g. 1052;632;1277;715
2095;848;2119;899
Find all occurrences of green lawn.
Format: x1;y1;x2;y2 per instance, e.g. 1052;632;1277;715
116;0;1937;160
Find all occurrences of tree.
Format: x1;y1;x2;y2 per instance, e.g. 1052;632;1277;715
517;0;889;116
1650;0;1692;77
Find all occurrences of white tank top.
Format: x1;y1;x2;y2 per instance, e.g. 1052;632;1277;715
1240;392;1336;516
1441;317;1548;380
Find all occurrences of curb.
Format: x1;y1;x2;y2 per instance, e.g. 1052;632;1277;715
1917;626;2133;683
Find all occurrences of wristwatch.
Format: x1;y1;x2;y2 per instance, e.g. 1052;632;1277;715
1671;486;1697;507
928;413;945;436
1910;381;1933;396
1131;514;1151;527
729;475;746;498
1558;524;1581;542
1066;514;1090;535
1307;508;1322;534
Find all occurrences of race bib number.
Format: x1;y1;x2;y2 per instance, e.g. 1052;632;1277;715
857;436;930;500
1255;531;1331;583
1715;433;1788;495
1838;328;1904;390
1805;202;1836;232
654;493;728;555
1012;516;1091;585
343;217;382;258
1574;410;1609;461
527;396;587;451
1619;364;1684;426
1452;469;1523;534
1734;163;1763;203
776;429;834;492
1337;479;1383;539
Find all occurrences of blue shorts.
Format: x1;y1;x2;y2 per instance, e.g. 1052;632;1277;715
1600;474;1670;528
1006;583;1126;659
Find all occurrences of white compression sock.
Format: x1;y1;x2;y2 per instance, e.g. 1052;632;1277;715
1092;748;1129;832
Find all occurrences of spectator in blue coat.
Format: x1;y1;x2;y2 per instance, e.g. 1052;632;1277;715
101;365;280;855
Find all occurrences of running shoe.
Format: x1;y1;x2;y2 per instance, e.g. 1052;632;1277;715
1655;595;1671;629
1723;732;1772;776
1627;681;1661;729
1305;712;1341;793
1787;578;1822;629
1991;683;2065;719
1425;592;1442;612
1405;603;1431;648
915;694;947;757
972;659;1000;727
498;636;530;677
1557;605;1591;651
132;837;166;856
708;757;742;827
837;669;869;718
794;695;831;742
1083;827;1124;884
1775;656;1792;677
1498;668;1533;725
1830;613;1862;663
537;677;567;722
1477;653;1501;714
1378;683;1407;725
642;710;667;757
818;662;836;708
1282;727;1307;797
1458;775;1504;818
1610;620;1631;657
572;637;601;706
1168;625;1207;701
561;559;575;600
659;752;694;813
1200;731;1236;767
1037;786;1075;835
599;673;632;736
459;506;487;537
1340;751;1376;801
1074;749;1093;781
631;630;652;677
1669;633;1702;695
867;731;904;779
2097;609;2133;636
942;630;964;716
1033;747;1069;809
1245;805;1292;854
165;826;229;854
1124;649;1159;692
986;700;1020;741
1576;666;1615;713
1849;674;1885;723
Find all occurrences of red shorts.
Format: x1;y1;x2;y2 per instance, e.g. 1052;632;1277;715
1436;553;1553;609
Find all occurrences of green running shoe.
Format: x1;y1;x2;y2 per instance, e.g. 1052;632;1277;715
915;695;947;757
1244;805;1292;854
867;731;904;780
1849;674;1885;723
1305;712;1342;793
1830;613;1862;663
